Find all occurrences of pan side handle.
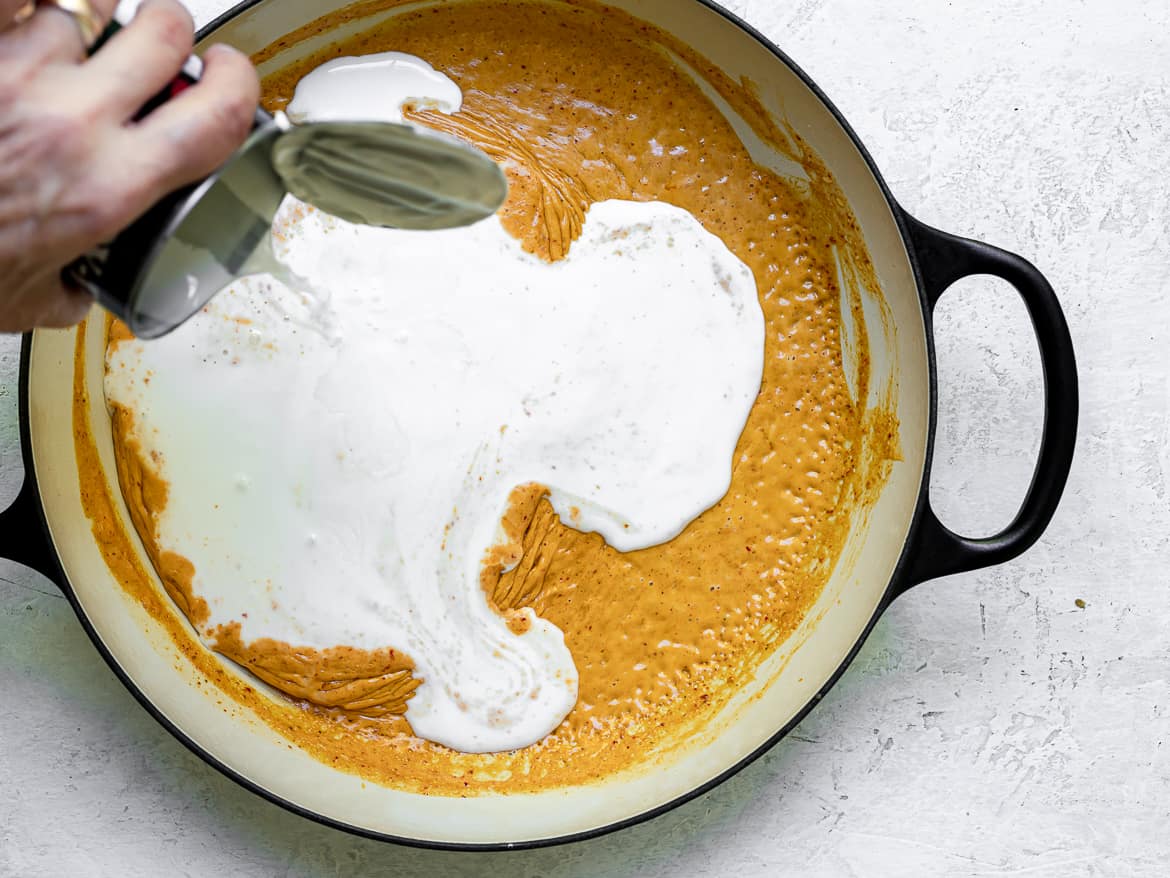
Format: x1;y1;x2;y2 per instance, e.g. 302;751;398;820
0;334;67;590
890;211;1078;595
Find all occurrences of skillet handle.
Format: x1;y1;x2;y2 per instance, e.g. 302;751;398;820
0;338;67;591
0;472;66;591
895;212;1077;589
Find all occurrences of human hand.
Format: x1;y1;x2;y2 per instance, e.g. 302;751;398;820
0;0;259;332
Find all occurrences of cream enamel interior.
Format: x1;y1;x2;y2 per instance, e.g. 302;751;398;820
23;0;930;845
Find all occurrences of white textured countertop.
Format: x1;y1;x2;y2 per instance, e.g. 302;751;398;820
2;0;1167;874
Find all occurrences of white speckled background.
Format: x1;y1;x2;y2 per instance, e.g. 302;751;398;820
2;0;1167;874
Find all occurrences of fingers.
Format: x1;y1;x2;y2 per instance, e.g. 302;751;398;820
38;276;94;327
129;43;259;193
0;271;93;333
18;0;119;65
84;0;195;119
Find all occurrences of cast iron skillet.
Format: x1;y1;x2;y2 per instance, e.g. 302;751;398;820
0;0;1077;850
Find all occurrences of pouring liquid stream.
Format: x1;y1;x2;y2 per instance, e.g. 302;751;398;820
236;229;343;345
221;117;508;343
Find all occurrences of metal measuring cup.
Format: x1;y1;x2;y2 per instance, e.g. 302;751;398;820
65;26;507;339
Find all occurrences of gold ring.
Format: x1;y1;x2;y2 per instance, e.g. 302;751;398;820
12;1;36;25
33;0;106;49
